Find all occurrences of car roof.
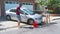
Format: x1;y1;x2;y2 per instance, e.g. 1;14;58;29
6;6;28;12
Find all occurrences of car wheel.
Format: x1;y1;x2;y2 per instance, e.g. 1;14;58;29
6;15;11;20
27;19;34;25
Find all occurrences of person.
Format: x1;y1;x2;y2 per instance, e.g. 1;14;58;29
16;4;22;28
45;7;50;24
42;7;50;24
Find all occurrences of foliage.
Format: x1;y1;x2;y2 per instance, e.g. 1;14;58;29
37;0;60;14
47;0;60;8
48;10;54;14
38;0;47;6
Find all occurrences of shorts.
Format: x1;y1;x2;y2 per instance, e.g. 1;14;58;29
17;15;21;22
45;12;50;16
46;13;50;16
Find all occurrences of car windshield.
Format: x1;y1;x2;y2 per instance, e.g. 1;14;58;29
22;9;35;15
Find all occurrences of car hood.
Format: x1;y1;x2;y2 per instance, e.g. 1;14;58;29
26;14;42;19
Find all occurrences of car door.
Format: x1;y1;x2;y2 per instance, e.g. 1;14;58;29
9;9;17;20
20;11;27;22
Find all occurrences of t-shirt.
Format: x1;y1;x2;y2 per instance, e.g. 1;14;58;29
44;9;50;14
16;6;20;15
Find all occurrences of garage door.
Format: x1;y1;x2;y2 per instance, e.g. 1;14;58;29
0;5;1;16
22;2;33;11
5;1;19;11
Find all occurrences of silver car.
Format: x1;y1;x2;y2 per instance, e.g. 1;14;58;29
5;7;42;24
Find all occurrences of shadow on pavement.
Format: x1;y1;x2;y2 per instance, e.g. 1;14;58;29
19;22;57;29
0;24;3;26
21;27;34;29
0;28;6;31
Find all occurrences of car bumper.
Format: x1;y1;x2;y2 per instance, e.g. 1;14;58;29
35;20;42;24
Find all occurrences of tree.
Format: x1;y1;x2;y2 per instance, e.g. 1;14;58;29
37;0;60;14
37;0;47;12
47;0;60;14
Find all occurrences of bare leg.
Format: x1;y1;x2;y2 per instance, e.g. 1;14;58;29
46;15;48;24
18;21;20;28
17;15;21;28
48;15;50;23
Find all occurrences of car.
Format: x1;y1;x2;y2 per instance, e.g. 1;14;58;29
5;7;43;24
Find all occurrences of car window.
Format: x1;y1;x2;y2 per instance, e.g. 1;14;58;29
10;9;16;13
10;9;24;14
23;9;35;15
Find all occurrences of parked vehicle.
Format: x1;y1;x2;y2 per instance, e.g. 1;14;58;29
5;7;42;24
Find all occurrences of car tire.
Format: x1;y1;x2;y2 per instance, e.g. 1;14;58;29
27;19;34;25
6;15;11;20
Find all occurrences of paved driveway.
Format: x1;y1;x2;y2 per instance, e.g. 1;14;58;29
0;16;60;34
0;16;30;31
0;20;60;34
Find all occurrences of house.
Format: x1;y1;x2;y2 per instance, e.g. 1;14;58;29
0;0;38;16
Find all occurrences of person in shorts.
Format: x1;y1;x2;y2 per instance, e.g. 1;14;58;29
45;7;50;23
16;4;22;28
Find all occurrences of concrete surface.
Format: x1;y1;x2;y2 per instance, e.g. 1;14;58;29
0;16;60;34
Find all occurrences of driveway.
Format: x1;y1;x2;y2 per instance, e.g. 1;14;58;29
0;16;60;34
0;16;30;31
0;19;60;34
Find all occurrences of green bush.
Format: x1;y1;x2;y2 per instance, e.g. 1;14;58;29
54;7;60;14
48;10;54;14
